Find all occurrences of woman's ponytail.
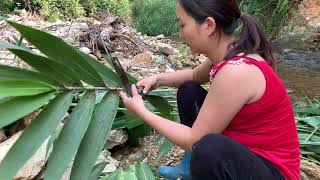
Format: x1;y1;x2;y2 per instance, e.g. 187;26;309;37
228;12;276;68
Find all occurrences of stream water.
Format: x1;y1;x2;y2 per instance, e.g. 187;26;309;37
273;42;320;101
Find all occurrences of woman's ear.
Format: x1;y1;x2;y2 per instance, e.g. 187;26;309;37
205;17;216;36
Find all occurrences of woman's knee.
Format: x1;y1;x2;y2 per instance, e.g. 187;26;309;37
192;134;230;157
177;81;201;99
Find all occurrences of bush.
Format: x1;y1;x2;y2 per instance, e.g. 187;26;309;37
39;0;85;21
0;0;131;21
131;0;179;36
0;0;13;15
80;0;131;18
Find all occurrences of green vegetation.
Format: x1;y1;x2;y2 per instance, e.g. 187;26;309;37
0;0;13;15
239;0;293;37
131;0;179;36
0;0;131;20
295;99;320;164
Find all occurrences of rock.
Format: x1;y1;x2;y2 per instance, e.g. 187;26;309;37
301;170;309;180
14;139;48;180
79;47;91;54
156;34;165;39
300;159;320;180
165;65;175;73
105;129;128;149
0;129;6;142
23;109;42;126
0;131;22;162
100;155;120;174
157;43;176;55
128;150;144;162
132;51;155;65
0;131;49;180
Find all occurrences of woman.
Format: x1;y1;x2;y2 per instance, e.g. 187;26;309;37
119;0;300;179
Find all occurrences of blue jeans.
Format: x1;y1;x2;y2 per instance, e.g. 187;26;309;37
177;81;284;180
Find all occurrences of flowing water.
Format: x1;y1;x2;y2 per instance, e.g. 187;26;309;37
273;42;320;101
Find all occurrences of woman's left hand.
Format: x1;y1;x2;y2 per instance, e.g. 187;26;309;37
119;84;147;117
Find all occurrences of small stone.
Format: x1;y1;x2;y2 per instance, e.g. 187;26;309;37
79;47;92;54
132;51;154;65
156;34;165;39
89;54;98;60
157;43;176;55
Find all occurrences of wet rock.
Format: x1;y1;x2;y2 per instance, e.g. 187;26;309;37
105;129;128;150
157;42;176;55
132;51;154;65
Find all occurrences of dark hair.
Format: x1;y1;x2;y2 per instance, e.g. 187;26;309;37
178;0;276;68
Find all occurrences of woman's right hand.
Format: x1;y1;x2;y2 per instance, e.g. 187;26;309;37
136;75;160;94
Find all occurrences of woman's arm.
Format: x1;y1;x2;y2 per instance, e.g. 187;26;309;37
154;58;213;87
121;63;264;151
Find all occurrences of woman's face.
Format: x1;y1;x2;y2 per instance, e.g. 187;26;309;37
176;3;216;54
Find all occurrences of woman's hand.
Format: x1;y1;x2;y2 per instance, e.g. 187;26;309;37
136;75;159;94
119;84;148;117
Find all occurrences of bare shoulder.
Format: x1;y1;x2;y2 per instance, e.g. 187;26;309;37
212;59;266;104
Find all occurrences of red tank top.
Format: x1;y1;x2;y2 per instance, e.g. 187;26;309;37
209;56;300;180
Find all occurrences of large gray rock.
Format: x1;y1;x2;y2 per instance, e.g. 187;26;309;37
105;129;128;150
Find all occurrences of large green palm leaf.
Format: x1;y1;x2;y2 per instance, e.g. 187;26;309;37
0;19;170;180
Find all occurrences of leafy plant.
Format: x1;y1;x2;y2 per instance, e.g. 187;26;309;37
80;0;131;19
131;0;179;36
0;0;13;15
100;162;156;179
239;0;291;37
295;99;320;164
0;19;173;179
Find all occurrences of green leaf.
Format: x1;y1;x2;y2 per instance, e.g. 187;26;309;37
295;103;320;115
102;169;121;180
70;91;119;180
45;91;96;180
0;91;56;128
0;92;72;180
0;80;55;98
79;52;121;86
0;64;61;86
112;114;144;130
156;138;174;162
124;172;138;180
302;117;320;128
0;41;33;53
9;49;82;86
6;21;104;86
135;162;156;180
127;124;152;146
102;53;137;84
145;95;172;118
